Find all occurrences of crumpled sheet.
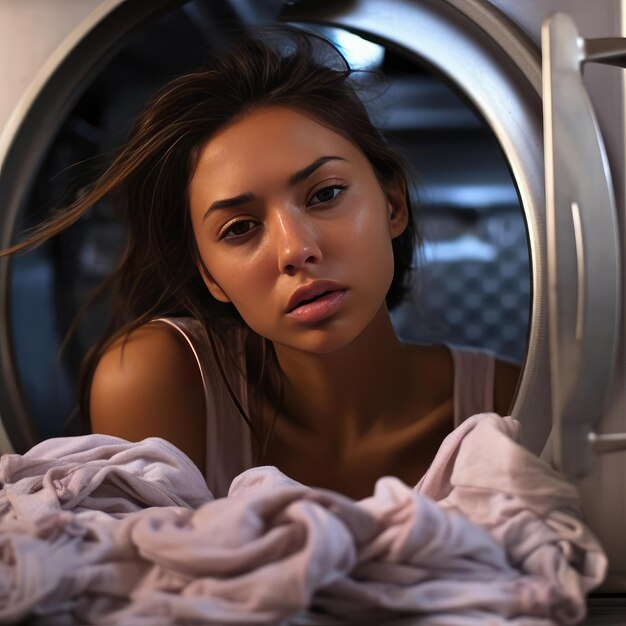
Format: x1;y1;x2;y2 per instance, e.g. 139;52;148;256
0;413;607;625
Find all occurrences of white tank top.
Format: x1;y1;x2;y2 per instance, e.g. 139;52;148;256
154;317;495;497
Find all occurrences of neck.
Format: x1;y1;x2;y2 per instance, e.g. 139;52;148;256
272;304;412;450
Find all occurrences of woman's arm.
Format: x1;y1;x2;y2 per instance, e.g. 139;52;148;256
89;323;207;473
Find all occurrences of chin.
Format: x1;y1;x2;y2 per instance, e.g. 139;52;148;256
275;323;368;356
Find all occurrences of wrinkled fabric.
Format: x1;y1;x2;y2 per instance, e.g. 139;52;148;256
0;414;606;625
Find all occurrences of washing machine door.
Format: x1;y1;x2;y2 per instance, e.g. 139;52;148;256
542;12;626;595
542;12;621;478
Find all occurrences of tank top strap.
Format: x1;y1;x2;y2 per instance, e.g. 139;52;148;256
151;317;253;497
444;343;496;427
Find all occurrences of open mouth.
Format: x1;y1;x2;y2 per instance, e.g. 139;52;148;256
286;289;348;323
286;282;348;318
294;290;334;309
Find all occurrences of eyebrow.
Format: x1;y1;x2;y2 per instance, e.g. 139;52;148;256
203;155;346;220
288;155;345;186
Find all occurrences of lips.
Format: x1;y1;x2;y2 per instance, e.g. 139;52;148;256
286;281;347;313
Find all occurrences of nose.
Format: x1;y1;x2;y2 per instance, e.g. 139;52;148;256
272;208;322;275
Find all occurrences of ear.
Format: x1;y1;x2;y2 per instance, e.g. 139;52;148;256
384;174;409;239
197;259;231;304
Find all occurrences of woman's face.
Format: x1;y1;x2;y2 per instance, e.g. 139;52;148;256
188;105;407;354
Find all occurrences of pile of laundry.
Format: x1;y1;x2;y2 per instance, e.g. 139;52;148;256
0;413;606;625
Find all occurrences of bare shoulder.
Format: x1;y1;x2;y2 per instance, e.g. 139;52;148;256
90;321;207;472
493;356;522;416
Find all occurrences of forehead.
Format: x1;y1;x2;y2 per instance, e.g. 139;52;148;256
190;106;363;188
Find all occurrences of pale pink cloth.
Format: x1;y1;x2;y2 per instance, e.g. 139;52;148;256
0;414;606;625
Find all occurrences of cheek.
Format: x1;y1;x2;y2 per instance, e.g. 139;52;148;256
194;235;242;303
199;245;273;322
347;202;395;283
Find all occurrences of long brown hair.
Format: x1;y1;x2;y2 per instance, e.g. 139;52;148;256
2;26;420;461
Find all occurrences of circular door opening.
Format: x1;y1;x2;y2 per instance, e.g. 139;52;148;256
0;0;545;454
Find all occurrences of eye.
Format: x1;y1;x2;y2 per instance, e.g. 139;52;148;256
308;184;347;207
220;219;259;241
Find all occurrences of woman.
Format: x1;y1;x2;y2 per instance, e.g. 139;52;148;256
4;28;520;499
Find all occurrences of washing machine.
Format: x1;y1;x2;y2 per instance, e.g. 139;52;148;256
0;0;624;621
